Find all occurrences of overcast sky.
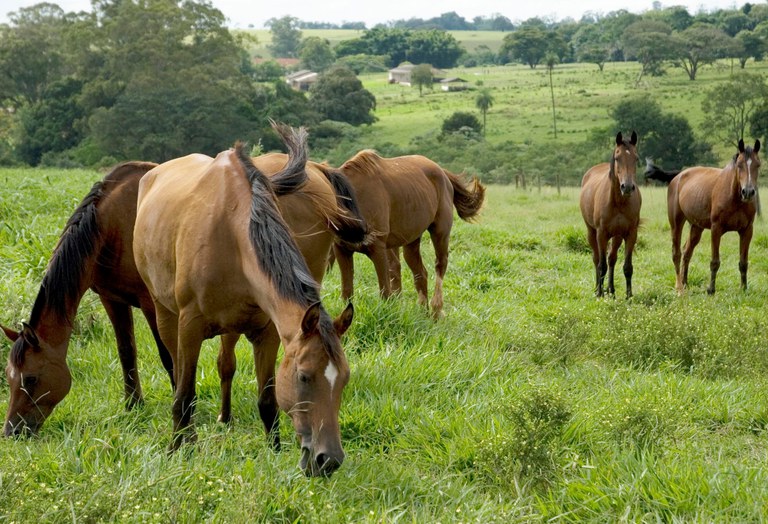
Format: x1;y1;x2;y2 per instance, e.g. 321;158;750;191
1;0;744;28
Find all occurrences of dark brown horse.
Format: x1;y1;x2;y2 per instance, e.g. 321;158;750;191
331;150;485;318
668;139;761;295
134;129;353;476
579;131;641;298
2;132;367;446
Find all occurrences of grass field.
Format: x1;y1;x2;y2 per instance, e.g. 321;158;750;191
3;165;768;521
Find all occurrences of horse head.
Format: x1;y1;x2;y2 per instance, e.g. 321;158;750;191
735;139;761;202
2;323;71;437
611;131;639;196
276;302;353;477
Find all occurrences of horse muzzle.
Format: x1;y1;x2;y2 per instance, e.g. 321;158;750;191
620;182;636;196
741;186;756;201
3;416;41;437
298;437;345;477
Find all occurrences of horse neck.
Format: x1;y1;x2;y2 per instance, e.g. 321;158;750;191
28;259;98;351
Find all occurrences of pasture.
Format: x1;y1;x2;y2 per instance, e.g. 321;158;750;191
3;165;768;521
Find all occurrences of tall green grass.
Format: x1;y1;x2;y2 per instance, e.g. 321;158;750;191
3;167;768;521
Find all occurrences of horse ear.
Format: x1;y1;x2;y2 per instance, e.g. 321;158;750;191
739;139;745;153
300;302;322;336
21;322;39;347
755;140;761;154
615;132;623;146
333;302;354;337
1;324;20;342
630;131;638;145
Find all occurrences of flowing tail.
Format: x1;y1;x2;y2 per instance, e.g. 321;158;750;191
446;170;486;221
317;165;371;246
266;121;309;197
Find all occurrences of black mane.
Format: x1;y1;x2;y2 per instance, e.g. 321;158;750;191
28;181;103;326
233;136;319;308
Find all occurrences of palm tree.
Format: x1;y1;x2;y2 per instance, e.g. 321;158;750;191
545;52;559;138
475;88;494;136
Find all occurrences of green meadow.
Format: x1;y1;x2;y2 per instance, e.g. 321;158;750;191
2;159;768;520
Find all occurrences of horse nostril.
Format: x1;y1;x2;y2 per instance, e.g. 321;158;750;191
743;188;756;200
315;453;342;476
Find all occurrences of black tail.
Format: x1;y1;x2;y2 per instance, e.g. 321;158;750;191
267;121;309;196
319;166;370;245
644;158;680;185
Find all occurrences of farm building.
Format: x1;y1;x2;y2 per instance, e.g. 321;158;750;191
440;77;469;91
388;64;445;86
285;70;318;91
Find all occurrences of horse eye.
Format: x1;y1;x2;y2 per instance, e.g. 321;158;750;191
22;375;38;390
298;373;311;384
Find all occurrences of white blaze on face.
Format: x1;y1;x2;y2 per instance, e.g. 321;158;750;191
324;361;339;392
8;366;16;381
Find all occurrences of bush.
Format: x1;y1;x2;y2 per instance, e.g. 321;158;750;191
441;111;482;137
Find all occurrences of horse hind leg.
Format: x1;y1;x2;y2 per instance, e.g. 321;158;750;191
100;298;143;409
402;238;429;309
623;229;638;299
682;226;704;293
388;247;403;295
429;224;452;319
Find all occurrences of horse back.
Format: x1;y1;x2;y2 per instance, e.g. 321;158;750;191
669;166;720;229
135;151;259;322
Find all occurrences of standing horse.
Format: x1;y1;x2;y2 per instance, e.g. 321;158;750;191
331;150;485;318
579;131;641;298
134;131;353;476
644;158;680;185
667;139;761;295
2;130;367;442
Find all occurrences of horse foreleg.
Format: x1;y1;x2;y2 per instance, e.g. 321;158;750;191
169;309;204;451
217;333;239;424
607;236;621;297
707;225;723;295
682;226;703;292
596;229;609;298
624;229;638;299
100;298;143;409
388;247;403;294
739;225;753;291
333;244;356;301
250;323;281;451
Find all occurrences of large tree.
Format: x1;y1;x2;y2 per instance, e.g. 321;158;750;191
622;19;675;78
405;30;463;69
671;23;740;80
299;36;335;72
266;15;302;58
309;66;376;126
701;73;768;147
0;3;78;108
611;97;714;168
499;25;549;68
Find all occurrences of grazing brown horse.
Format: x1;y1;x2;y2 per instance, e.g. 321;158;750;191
579;131;641;298
668;139;761;295
331;150;485;318
134;131;353;476
2;135;366;441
